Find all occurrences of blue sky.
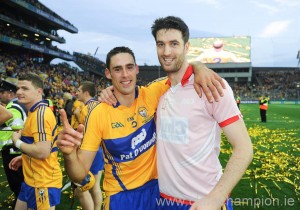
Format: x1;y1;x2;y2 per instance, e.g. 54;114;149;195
41;0;300;67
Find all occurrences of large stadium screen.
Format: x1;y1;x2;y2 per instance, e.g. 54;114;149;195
187;36;251;64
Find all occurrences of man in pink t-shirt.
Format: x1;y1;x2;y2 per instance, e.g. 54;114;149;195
152;16;253;210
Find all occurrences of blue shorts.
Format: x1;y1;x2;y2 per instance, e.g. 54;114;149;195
18;182;61;210
90;148;104;174
157;193;233;210
104;179;160;210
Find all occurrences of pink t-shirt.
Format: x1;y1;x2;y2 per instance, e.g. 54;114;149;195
156;67;242;201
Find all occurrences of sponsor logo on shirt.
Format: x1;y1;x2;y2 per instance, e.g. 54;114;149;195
159;117;188;144
120;131;156;161
111;122;124;128
131;128;146;149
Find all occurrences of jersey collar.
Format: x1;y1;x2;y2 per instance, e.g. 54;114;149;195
166;65;193;86
85;98;97;105
30;100;48;112
113;86;139;108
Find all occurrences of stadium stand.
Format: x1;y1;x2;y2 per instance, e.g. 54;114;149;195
0;0;76;63
73;52;106;77
1;0;299;102
138;65;300;101
0;0;110;124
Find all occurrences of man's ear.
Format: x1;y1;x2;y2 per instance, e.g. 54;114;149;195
105;68;112;79
184;41;190;54
38;88;43;95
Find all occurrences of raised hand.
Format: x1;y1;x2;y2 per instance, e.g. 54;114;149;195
98;86;117;106
191;61;225;102
57;109;84;155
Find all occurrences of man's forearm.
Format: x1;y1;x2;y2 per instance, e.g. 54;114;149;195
207;145;253;206
17;141;51;159
63;152;89;183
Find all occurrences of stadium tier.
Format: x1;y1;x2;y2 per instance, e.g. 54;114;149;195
0;0;77;62
73;52;106;76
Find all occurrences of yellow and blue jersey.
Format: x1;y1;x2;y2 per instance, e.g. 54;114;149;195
81;80;168;196
21;100;62;188
80;98;99;125
81;98;103;175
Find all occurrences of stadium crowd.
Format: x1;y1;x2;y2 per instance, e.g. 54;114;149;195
232;70;300;101
254;70;300;100
1;52;300;107
0;52;109;123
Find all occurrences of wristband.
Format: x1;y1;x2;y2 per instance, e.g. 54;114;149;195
15;139;24;149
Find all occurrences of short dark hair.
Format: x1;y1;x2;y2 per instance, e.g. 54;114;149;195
106;46;136;70
80;81;96;97
151;16;190;44
18;73;44;89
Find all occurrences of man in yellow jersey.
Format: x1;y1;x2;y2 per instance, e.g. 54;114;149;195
73;81;104;210
9;73;62;210
57;47;224;210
